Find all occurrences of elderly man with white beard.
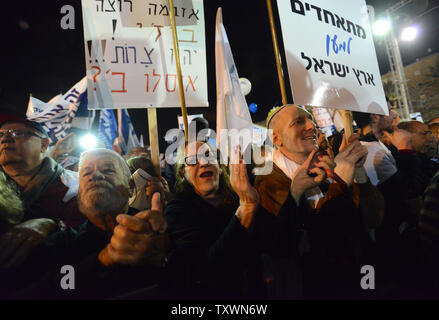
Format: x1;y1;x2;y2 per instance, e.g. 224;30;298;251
3;149;171;299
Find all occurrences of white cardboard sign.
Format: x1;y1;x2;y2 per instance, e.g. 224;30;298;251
81;0;208;109
276;0;388;115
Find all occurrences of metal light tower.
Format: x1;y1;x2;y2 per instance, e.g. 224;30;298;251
382;0;413;119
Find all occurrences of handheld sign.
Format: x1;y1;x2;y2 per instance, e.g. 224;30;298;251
276;0;388;115
81;0;208;109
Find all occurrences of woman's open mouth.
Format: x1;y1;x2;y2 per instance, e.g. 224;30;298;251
199;171;214;178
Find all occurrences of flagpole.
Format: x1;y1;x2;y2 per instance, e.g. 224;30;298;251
167;0;189;145
341;110;354;143
147;108;161;177
266;0;288;106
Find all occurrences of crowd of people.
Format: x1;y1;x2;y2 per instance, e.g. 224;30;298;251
1;103;439;300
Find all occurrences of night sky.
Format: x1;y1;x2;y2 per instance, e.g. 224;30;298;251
1;0;438;145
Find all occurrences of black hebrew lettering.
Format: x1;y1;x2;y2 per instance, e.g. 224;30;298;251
313;58;326;73
290;3;367;40
323;9;335;26
301;52;312;70
324;60;334;75
346;20;357;36
127;46;136;63
159;5;169;16
360;70;368;84
173;6;179;17
310;5;322;21
96;0;104;12
189;9;199;20
111;46;125;64
334;63;348;77
367;73;375;86
183;49;191;65
105;0;116;12
353;68;362;85
335;14;347;31
356;25;366;39
148;3;157;15
290;0;305;16
181;7;186;17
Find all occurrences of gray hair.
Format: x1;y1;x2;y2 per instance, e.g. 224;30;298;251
78;148;131;181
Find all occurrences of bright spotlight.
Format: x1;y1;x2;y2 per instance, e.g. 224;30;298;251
80;133;97;150
400;26;419;41
373;19;391;36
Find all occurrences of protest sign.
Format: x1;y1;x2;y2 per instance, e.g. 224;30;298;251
276;0;388;115
81;0;208;109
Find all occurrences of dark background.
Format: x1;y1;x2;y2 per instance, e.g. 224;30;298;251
1;0;438;145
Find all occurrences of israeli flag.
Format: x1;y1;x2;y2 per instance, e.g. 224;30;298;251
26;77;90;145
98;109;118;150
119;109;142;154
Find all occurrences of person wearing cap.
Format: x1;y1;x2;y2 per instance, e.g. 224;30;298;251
252;104;383;299
0;114;85;269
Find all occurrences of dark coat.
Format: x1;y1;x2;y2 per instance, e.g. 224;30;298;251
253;163;382;299
164;193;256;299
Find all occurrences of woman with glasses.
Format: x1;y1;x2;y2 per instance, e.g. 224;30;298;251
163;141;260;299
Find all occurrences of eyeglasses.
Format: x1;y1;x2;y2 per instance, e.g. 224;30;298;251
184;149;218;166
0;129;44;139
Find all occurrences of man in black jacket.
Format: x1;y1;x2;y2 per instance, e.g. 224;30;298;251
2;148;170;299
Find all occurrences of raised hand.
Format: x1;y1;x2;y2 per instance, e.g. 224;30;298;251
290;148;331;205
334;135;368;186
99;193;170;267
229;146;259;207
0;218;57;269
50;132;77;161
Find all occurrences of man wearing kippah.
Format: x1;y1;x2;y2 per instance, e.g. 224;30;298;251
0;113;84;269
252;104;383;299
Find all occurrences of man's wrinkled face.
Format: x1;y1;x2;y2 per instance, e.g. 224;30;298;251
0;122;46;168
410;122;437;158
272;107;317;158
78;154;131;224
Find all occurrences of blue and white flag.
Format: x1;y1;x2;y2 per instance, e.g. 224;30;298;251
26;77;89;145
97;109;118;150
119;109;142;154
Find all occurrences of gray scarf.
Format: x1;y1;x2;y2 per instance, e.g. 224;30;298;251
22;157;64;207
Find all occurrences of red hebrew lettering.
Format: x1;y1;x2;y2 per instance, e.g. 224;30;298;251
144;73;150;92
166;74;177;92
186;75;198;92
111;72;127;93
152;69;161;92
179;29;197;43
154;25;163;42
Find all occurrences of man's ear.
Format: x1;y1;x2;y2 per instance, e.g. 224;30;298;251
41;138;50;153
370;114;380;125
272;131;282;148
129;177;135;197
